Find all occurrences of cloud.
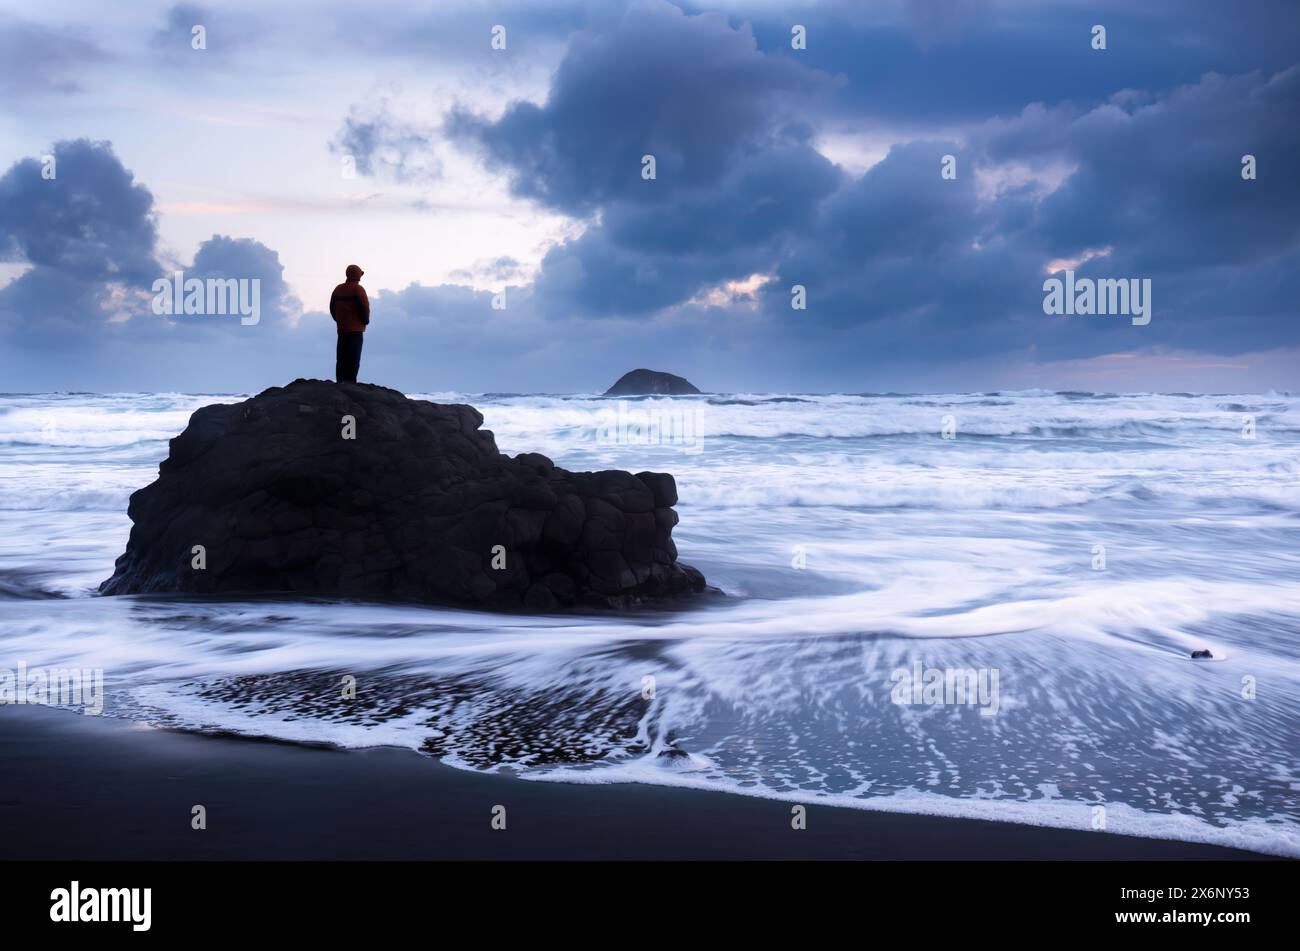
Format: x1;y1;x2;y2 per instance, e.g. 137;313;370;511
5;2;1299;392
436;1;842;317
330;0;589;68
514;56;1297;371
531;132;840;317
739;65;1300;365
748;0;1300;126
978;66;1300;356
0;15;107;96
747;138;1047;366
184;234;302;324
0;139;160;346
0;140;159;283
331;100;443;184
988;68;1300;271
320;0;1297;375
446;0;834;216
424;3;1300;374
150;3;248;62
447;256;527;284
0;141;300;353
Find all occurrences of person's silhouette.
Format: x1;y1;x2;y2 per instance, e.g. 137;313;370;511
330;264;369;383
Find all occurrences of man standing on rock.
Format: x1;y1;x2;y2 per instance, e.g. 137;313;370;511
330;264;370;383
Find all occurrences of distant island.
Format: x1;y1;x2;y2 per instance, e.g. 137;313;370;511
604;368;702;396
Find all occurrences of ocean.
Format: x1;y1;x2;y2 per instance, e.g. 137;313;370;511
1;389;1297;857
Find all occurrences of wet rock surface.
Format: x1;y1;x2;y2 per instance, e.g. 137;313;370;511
99;379;708;611
603;368;702;396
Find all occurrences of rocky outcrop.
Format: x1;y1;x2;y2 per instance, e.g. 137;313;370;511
99;379;708;611
604;369;701;396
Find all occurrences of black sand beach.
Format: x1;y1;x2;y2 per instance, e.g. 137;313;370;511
0;705;1266;861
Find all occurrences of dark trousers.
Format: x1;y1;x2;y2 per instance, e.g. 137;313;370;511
336;331;364;383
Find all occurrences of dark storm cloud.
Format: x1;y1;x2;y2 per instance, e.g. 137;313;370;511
0;140;160;346
447;0;834;216
440;0;842;316
757;138;1045;361
0;141;300;353
7;1;1298;391
533;134;842;316
185;235;302;323
0;268;124;349
987;67;1300;271
0;15;108;96
741;0;1300;125
0;139;159;283
982;66;1300;358
426;1;1300;365
751;63;1300;363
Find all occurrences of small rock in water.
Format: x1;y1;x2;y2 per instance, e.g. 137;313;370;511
656;747;690;764
1191;649;1213;659
604;368;701;396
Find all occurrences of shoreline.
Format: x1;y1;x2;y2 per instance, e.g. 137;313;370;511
0;705;1273;861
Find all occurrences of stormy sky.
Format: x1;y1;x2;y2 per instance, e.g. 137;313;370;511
0;0;1296;393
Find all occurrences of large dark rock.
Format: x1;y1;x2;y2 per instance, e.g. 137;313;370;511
99;379;708;611
604;368;701;396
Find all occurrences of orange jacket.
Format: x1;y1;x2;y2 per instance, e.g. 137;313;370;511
330;280;370;333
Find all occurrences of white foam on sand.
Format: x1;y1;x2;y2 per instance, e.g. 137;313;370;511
518;756;1300;858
